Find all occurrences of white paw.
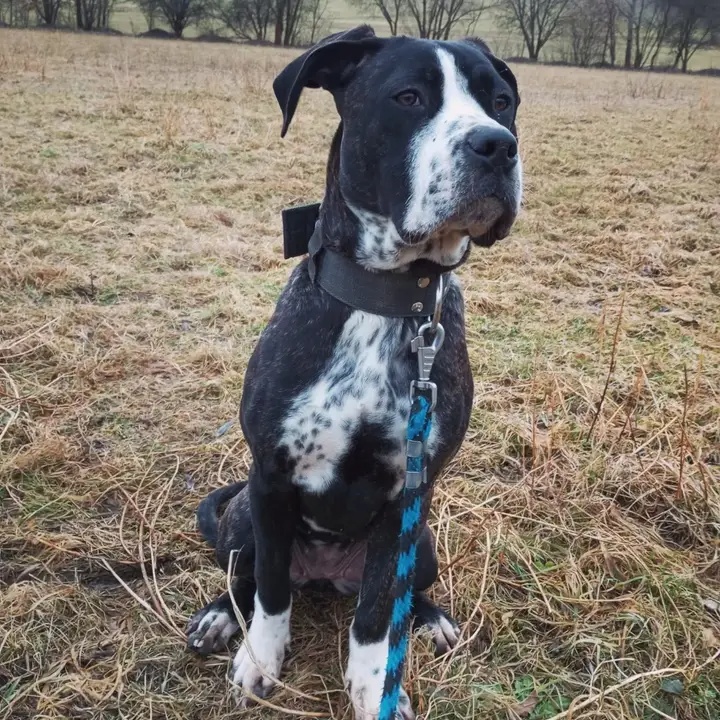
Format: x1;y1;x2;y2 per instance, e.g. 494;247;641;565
345;632;415;720
230;594;290;706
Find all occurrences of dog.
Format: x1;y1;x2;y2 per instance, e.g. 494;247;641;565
186;25;522;719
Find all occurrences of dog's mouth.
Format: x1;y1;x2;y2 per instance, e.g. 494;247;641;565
443;196;514;248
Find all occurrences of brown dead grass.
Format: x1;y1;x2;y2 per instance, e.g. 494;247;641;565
1;28;719;720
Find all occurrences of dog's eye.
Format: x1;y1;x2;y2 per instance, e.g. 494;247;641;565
494;95;511;112
395;91;421;107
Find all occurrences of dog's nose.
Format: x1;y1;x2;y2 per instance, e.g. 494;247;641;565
465;127;518;169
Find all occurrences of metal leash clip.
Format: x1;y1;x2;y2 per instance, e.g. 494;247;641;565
410;324;443;410
406;278;445;490
409;275;445;411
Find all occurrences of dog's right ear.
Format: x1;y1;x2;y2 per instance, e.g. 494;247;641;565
273;25;382;138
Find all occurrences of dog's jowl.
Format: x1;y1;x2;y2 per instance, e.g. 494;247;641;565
187;25;522;719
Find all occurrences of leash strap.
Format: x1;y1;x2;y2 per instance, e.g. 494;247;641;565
379;312;444;720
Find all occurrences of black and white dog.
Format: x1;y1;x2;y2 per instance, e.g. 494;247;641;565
187;25;522;719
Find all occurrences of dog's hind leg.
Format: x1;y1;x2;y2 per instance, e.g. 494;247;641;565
411;524;460;656
187;485;256;656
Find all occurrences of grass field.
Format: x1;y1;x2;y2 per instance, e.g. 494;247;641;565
1;28;719;720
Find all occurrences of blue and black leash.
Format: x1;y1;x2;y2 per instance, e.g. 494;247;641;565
379;297;445;720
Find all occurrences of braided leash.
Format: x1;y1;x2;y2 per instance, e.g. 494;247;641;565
379;282;445;720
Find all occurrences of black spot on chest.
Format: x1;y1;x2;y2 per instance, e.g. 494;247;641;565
336;419;400;487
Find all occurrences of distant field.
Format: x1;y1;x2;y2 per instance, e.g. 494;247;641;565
108;0;720;69
1;28;719;720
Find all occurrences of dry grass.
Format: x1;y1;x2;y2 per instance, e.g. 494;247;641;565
1;28;719;720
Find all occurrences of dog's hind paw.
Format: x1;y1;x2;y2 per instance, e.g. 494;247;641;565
412;592;460;656
186;600;240;656
421;611;460;656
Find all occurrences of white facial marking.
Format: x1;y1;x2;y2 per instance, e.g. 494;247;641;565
404;47;521;236
345;630;415;719
231;594;290;704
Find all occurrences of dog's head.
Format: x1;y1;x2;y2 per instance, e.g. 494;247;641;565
274;26;522;270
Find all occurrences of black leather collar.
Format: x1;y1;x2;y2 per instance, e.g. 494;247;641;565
282;203;453;318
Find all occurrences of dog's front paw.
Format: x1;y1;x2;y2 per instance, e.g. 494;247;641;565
229;599;290;707
231;639;284;706
345;635;415;720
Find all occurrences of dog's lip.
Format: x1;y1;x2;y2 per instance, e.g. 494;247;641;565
398;196;513;246
447;201;505;239
470;209;515;247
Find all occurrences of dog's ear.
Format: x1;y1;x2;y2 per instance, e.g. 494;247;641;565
273;25;382;137
463;37;521;132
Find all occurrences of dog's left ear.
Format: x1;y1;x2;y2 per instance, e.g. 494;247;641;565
463;38;520;134
273;25;383;137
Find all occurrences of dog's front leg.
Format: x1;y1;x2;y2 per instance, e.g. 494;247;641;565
346;499;417;720
231;476;296;705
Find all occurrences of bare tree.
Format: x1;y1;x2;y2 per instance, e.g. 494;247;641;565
76;0;115;29
350;0;407;35
667;0;720;71
213;0;326;44
0;0;33;24
621;0;636;66
618;0;673;68
155;0;209;36
561;0;620;65
600;0;619;64
213;0;272;40
562;0;609;65
497;0;572;60
34;0;63;24
280;0;304;44
303;0;328;43
638;0;672;66
135;0;161;28
406;0;487;40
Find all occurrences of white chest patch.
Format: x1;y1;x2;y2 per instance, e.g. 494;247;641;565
280;311;439;494
404;48;510;236
349;202;469;272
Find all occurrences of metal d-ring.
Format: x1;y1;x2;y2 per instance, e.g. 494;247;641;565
430;274;444;335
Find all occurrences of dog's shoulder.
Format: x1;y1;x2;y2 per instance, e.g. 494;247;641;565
240;262;352;452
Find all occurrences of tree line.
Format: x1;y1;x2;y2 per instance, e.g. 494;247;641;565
0;0;330;41
0;0;718;72
359;0;720;71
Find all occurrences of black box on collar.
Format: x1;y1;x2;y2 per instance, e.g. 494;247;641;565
282;203;321;259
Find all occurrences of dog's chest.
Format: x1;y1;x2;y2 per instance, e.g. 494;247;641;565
280;311;415;495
